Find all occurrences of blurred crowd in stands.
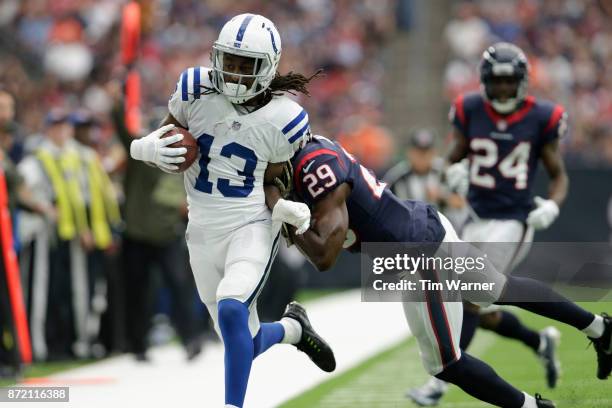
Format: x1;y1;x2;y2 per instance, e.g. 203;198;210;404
0;0;401;371
444;0;612;167
0;0;397;161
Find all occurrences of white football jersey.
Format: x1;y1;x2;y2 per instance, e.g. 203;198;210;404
168;66;311;232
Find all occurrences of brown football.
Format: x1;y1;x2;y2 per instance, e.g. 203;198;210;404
162;127;198;173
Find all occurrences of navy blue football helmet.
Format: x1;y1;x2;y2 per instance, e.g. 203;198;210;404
479;42;529;113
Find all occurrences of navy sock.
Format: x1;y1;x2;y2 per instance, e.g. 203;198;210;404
494;311;541;352
253;322;285;358
435;353;525;407
218;299;253;408
497;276;595;330
460;308;480;350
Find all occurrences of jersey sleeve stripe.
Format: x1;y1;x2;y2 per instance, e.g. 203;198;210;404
288;121;310;143
282;109;307;135
193;67;201;99
187;68;194;98
180;69;189;101
544;104;565;133
455;94;466;125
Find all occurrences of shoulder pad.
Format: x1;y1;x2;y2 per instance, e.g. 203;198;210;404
462;92;484;112
266;96;310;143
535;98;567;136
175;66;212;102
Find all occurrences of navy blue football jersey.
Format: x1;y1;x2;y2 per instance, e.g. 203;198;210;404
291;136;446;252
450;93;567;221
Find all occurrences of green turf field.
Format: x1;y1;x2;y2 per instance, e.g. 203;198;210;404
281;302;612;408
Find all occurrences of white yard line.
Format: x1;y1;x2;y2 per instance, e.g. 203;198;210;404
16;289;409;408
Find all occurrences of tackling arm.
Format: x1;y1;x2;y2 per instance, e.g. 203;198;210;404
264;162;311;234
289;183;350;271
263;162;287;209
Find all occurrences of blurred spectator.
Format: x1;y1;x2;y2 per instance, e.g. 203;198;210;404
111;98;204;362
17;108;91;360
0;90;25;164
383;128;468;228
384;128;445;202
445;2;490;61
70;110;122;358
443;0;612;167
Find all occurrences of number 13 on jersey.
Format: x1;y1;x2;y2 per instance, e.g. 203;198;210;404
194;134;258;198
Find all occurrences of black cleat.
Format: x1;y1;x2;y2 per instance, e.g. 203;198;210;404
589;313;612;380
283;301;336;372
535;393;556;407
537;327;561;388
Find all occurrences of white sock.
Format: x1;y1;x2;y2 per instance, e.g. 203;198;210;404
280;317;302;344
225;405;239;408
582;315;605;338
522;392;537;408
537;332;546;354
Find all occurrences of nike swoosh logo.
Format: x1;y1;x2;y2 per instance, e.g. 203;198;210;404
303;160;315;173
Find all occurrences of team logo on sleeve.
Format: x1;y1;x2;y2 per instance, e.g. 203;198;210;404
232;121;242;131
303;160;315;173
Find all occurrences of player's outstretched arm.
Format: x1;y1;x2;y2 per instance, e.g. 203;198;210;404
541;139;569;207
447;129;469;164
444;129;470;196
289;183;350;271
527;140;569;230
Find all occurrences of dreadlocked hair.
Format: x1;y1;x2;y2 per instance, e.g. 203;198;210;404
199;69;324;104
269;69;323;97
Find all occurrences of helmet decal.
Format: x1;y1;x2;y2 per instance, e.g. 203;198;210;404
234;14;254;48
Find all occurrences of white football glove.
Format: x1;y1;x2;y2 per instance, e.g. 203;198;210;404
272;198;311;234
129;124;186;172
445;160;469;196
527;196;559;230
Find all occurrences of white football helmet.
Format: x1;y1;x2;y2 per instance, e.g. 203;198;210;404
211;14;282;104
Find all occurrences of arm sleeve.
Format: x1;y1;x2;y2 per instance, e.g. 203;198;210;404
449;94;468;135
295;152;348;207
542;104;568;145
111;102;132;150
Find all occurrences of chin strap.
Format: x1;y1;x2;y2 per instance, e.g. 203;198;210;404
491;98;519;114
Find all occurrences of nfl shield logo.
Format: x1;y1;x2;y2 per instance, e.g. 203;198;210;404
232;121;241;131
497;120;507;131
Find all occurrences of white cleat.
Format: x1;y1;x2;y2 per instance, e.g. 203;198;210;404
537;326;562;388
407;376;449;406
